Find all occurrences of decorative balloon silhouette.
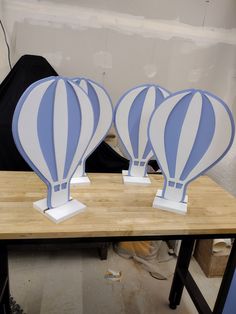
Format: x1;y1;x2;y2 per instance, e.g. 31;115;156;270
12;76;95;223
149;89;235;214
71;77;113;184
114;84;170;184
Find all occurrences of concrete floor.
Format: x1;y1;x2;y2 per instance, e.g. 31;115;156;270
8;243;221;314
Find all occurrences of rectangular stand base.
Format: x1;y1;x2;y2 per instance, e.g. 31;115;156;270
70;175;90;185
122;170;151;185
33;198;86;223
153;190;188;215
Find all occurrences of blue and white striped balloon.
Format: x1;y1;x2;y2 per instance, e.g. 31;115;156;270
114;84;170;177
149;89;235;203
72;77;113;178
12;76;94;208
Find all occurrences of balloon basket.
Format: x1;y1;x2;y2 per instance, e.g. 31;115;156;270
153;190;188;215
33;198;86;223
122;170;151;185
70;174;91;185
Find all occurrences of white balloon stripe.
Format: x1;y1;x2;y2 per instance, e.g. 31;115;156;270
79;79;89;94
53;80;69;182
159;88;170;99
18;80;54;182
186;95;233;181
83;81;112;157
67;81;94;178
115;86;147;159
149;92;191;177
138;86;156;159
175;92;202;180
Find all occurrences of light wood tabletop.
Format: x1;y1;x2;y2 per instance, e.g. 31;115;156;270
0;171;236;240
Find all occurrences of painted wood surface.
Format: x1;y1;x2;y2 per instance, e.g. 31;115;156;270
0;172;236;239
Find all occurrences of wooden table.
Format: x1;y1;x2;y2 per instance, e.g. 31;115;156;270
0;172;235;313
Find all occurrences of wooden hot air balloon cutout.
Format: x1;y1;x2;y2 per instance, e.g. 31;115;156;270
12;77;95;223
114;84;170;184
149;89;235;214
71;77;113;184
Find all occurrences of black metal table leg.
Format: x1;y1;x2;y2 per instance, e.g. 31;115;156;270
0;243;10;314
169;238;195;310
213;239;236;314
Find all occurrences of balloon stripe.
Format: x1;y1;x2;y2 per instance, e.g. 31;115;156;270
87;82;100;133
185;94;233;181
37;81;58;182
84;81;112;157
53;80;69;182
79;79;88;94
138;87;156;159
142;87;170;159
164;93;193;178
115;86;147;160
66;81;94;179
175;92;203;180
17;80;55;181
149;92;191;177
63;82;82;179
128;88;148;159
159;87;170;99
180;94;216;181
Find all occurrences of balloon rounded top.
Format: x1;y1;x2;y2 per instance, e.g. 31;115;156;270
114;84;170;164
12;76;95;207
149;89;235;201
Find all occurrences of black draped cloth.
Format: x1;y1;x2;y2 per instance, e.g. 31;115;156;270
0;55;129;172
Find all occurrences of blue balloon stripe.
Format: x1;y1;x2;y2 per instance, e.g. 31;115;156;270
63;82;82;179
37;81;58;182
87;82;100;133
142;87;170;159
180;93;216;181
128;88;149;159
164;93;193;178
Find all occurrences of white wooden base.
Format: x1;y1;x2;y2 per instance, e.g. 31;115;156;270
122;170;151;185
33;198;86;223
70;175;91;185
153;190;188;215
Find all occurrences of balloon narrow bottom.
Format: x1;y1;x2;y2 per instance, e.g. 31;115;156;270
153;190;188;215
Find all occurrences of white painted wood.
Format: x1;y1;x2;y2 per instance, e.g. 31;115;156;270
153;190;188;215
122;171;151;185
18;80;54;181
149;92;191;177
53;79;68;182
70;175;90;185
175;92;202;179
34;198;86;223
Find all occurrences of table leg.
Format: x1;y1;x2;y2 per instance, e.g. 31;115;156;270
0;243;10;314
169;238;195;310
213;239;236;314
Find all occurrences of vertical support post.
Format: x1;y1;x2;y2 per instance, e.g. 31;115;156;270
213;239;236;314
0;243;10;314
169;238;195;309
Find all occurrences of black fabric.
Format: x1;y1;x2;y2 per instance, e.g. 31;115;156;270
0;54;130;172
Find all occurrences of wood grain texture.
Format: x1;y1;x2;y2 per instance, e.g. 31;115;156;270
0;172;236;239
